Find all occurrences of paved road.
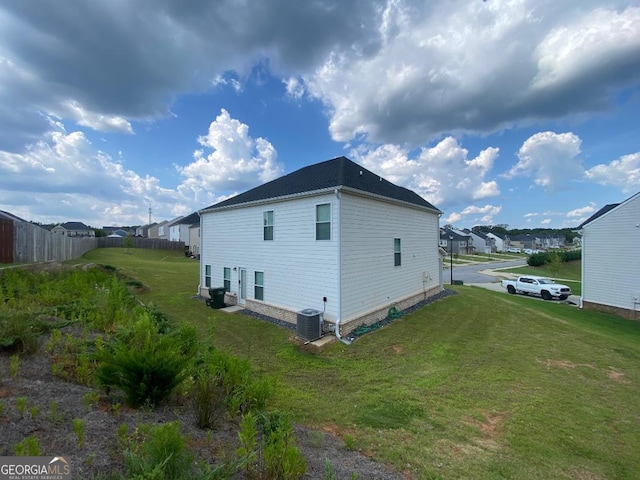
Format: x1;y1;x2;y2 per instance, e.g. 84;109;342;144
449;258;581;306
448;259;526;284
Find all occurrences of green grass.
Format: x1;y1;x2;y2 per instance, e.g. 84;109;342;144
78;248;640;479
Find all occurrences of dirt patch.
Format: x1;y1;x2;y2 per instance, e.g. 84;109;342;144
537;358;596;369
392;344;403;354
569;467;607;480
607;367;630;385
467;411;505;439
0;351;404;479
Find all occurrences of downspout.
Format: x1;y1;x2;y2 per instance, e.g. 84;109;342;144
333;188;351;345
578;229;584;308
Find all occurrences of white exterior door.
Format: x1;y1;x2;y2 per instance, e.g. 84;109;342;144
239;268;247;305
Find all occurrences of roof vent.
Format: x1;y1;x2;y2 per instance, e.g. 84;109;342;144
359;170;363;176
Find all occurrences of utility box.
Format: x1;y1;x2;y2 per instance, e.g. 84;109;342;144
296;308;323;342
208;287;226;309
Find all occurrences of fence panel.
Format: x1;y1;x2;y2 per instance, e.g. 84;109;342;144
13;222;97;263
0;219;14;263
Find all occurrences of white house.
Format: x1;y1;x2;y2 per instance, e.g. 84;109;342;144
199;156;443;339
485;232;506;252
577;191;640;320
162;216;183;240
169;212;199;245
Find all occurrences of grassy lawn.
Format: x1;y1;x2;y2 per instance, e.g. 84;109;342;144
80;248;640;479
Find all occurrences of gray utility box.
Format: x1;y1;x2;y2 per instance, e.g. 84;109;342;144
296;308;323;342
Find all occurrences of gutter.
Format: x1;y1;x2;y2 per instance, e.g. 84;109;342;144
333;187;351;345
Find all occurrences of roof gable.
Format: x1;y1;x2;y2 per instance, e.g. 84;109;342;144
202;156;440;212
578;191;640;229
61;222;91;230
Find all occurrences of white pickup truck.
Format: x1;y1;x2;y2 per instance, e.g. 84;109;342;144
501;275;571;301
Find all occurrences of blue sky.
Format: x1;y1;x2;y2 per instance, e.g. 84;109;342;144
0;0;639;230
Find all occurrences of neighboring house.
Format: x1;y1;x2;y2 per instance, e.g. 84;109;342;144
485;233;507;252
169;212;200;245
160;216;183;240
464;229;492;254
576;192;640;320
148;220;167;239
509;234;536;251
50;222;95;237
188;223;200;257
440;228;472;255
136;223;157;237
103;227;129;237
199;156;443;339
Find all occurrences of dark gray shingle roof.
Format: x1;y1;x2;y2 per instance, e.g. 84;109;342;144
577;204;619;229
202;156;440;212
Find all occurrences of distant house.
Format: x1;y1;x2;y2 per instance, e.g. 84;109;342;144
136;223;157;238
103;227;129;237
159;217;183;240
485;232;507;252
464;229;492;254
148;220;167;239
199;156;443;339
576;191;640;320
440;228;472;255
188;223;200;257
169;212;199;245
51;222;95;237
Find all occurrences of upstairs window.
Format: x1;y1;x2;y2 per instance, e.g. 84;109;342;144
223;267;231;292
316;204;331;240
263;211;274;241
254;271;264;301
394;238;402;267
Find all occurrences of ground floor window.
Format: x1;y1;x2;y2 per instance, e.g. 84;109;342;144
223;267;231;292
254;271;264;301
205;264;211;288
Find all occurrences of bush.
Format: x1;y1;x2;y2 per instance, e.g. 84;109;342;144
95;317;194;407
0;311;44;353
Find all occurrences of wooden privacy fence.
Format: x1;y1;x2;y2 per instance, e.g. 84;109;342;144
97;237;185;250
0;220;185;264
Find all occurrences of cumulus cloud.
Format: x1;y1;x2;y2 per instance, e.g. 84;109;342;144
566;202;597;218
177;109;284;198
351;136;500;208
584;152;640;193
0;109;281;225
304;2;640;145
505;131;584;192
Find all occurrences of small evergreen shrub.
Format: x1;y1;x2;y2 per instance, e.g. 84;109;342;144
95;316;194;407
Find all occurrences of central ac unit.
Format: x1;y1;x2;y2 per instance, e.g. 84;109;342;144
296;308;322;342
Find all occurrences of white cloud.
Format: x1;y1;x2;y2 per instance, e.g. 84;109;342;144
284;77;305;100
506;131;583;192
177;109;284;197
566;202;597;218
584;152;640;193
351;136;500;208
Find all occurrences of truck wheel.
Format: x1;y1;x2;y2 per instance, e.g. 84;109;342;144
541;290;552;301
559;295;568;301
507;285;516;294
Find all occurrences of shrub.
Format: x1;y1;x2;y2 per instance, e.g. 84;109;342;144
0;311;43;353
191;372;223;429
124;422;193;480
95;317;194;408
14;436;41;456
259;411;306;480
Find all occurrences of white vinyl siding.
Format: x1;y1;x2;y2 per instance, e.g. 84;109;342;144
581;193;640;311
340;193;440;323
200;194;339;318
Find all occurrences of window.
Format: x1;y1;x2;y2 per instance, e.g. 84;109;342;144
263;210;274;240
254;271;264;301
316;203;331;240
394;238;401;267
223;267;231;292
205;265;211;288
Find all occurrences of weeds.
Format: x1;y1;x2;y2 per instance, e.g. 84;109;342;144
83;391;100;410
48;401;65;425
73;418;86;447
14;436;41;456
29;405;40;420
10;354;19;378
16;397;27;417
